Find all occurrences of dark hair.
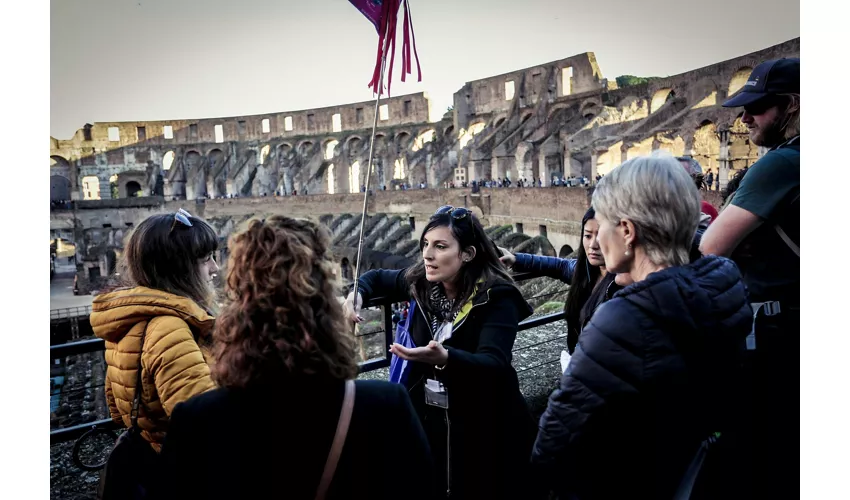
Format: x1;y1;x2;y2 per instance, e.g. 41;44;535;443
405;209;514;312
212;216;358;388
563;207;602;354
121;211;219;313
722;167;750;207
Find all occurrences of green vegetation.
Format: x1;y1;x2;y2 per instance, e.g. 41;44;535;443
536;301;565;315
615;75;661;88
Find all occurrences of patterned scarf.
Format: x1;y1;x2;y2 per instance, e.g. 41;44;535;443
428;283;459;337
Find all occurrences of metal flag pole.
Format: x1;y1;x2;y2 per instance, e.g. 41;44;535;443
351;35;391;334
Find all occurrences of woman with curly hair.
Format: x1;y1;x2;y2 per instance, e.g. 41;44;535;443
160;216;434;500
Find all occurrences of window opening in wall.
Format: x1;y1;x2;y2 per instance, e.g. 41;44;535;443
403;100;411;117
505;81;515;101
262;118;270;134
408;217;415;230
539;225;548;238
163;125;173;139
108;127;120;142
561;67;573;96
162;151;175;171
327;164;335;194
214;124;224;143
394;158;406;179
356;108;364;124
516;223;524;234
137;126;146;141
332;113;342;132
325;140;338;160
189;124;198;139
284;116;293;131
349;161;360;193
238;121;246;136
307;114;315;129
83;125;93;141
379;104;389;121
532;73;541;96
81;175;101;200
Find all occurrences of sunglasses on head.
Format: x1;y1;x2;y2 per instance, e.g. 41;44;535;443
170;208;193;233
433;205;471;220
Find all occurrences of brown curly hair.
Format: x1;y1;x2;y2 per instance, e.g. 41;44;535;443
212;216;358;388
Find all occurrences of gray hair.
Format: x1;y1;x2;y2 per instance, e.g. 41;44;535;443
592;154;701;267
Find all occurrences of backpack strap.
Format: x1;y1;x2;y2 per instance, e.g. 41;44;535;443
315;380;356;500
129;323;150;430
774;192;800;257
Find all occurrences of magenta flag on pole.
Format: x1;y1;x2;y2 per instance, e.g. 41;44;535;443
348;0;384;32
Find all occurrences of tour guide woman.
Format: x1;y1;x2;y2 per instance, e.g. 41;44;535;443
344;205;536;499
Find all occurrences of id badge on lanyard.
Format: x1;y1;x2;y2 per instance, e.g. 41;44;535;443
425;378;449;409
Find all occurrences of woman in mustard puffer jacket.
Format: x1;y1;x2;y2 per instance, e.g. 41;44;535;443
90;209;220;453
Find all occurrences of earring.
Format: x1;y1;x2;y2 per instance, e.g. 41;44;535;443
624;243;632;257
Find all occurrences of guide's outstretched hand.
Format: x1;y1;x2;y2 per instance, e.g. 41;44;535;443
343;292;364;324
498;247;516;267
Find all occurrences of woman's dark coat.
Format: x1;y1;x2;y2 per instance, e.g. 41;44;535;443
531;256;752;499
357;268;536;499
159;379;435;500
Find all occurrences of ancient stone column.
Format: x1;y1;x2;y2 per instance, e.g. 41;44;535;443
718;129;731;192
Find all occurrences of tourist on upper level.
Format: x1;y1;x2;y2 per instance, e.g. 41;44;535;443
700;57;800;498
531;155;752;499
676;156;719;227
90;209;220;492
499;206;621;356
161;216;434;500
343;206;536;499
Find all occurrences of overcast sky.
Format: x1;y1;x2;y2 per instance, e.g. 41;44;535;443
50;0;799;139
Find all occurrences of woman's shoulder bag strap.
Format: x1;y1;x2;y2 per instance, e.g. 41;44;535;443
315;379;356;500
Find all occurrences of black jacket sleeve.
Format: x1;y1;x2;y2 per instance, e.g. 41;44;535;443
159;401;202;500
356;268;411;305
439;290;520;383
530;298;645;470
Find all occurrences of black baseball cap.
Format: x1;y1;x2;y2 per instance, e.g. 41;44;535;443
722;58;800;107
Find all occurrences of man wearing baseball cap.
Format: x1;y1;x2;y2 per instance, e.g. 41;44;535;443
700;58;799;498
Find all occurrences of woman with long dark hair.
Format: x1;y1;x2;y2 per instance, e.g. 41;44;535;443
500;207;621;354
343;205;536;499
160;216;434;499
91;209;220;453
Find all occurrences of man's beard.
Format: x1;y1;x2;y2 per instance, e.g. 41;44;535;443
750;112;788;148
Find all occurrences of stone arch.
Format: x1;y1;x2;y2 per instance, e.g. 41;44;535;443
444;125;455;138
547;103;571;121
579;101;599;119
323;139;339;160
183;150;205;200
650;88;675;113
50;175;71;201
395;131;411;151
208;149;227;197
692;121;719;172
520;112;533;123
340;258;352;281
297;140;315;156
494;116;507;128
162;150;175;171
125;180;142;197
558;244;574;258
411;129;436;151
259;145;271;165
728;67;753;97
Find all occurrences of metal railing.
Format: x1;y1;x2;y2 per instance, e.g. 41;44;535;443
50;274;567;444
51;306;92;320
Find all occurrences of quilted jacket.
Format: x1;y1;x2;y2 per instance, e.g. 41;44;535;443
90;286;216;452
531;256;752;499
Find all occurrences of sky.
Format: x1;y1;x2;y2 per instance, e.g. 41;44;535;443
50;0;799;139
